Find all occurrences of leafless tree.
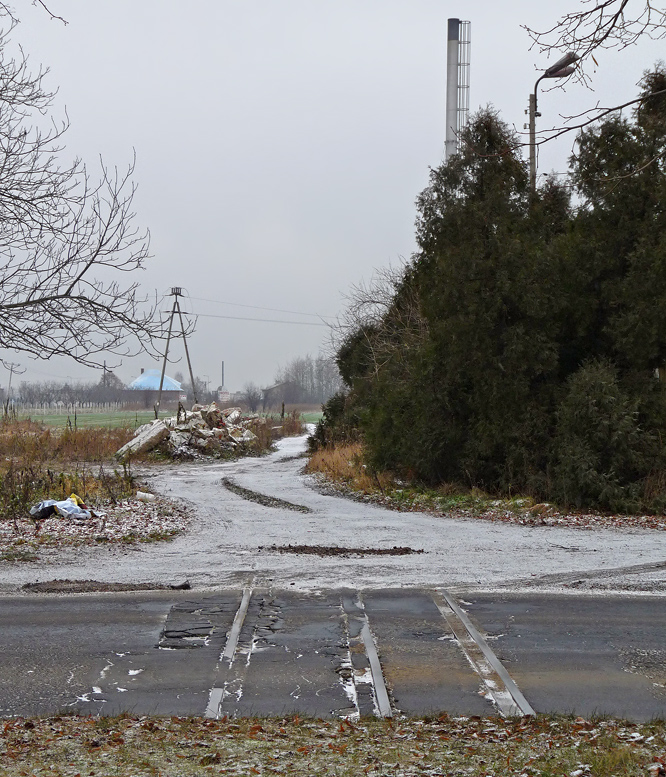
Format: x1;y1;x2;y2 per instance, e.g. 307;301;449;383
274;354;343;404
0;23;166;369
333;261;429;382
242;382;262;412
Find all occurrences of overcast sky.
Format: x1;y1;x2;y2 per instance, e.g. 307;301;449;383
2;1;664;392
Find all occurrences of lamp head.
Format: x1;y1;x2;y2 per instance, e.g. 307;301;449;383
544;65;576;79
544;52;580;78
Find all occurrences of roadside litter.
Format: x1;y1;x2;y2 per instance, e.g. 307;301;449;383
115;403;270;461
29;493;93;522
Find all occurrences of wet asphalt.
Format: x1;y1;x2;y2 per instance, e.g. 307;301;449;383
1;588;665;721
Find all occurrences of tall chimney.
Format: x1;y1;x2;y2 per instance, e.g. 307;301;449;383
445;18;460;161
444;18;471;161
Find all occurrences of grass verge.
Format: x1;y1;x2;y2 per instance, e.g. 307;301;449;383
1;714;665;776
305;442;666;530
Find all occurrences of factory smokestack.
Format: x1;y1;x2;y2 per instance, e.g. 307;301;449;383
445;18;471;160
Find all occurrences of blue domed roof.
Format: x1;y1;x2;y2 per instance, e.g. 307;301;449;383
129;369;182;391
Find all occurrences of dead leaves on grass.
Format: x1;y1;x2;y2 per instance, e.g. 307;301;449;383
0;496;190;562
1;714;666;776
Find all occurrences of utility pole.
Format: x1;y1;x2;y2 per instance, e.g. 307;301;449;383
155;287;198;418
528;91;538;193
3;361;25;417
526;52;579;195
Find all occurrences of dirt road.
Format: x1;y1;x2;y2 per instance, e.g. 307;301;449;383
2;430;666;593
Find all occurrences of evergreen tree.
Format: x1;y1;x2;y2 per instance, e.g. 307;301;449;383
327;69;666;511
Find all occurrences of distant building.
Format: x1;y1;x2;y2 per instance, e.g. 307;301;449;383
217;385;231;404
125;368;184;408
262;381;297;409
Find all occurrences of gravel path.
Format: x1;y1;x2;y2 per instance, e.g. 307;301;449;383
2;431;666;594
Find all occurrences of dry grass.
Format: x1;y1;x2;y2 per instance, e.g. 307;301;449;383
306;442;395;494
0;420;137;523
281;410;307;437
1;713;665;776
305;443;666;530
0;418;133;463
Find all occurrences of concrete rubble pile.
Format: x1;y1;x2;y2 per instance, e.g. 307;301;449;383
116;403;270;461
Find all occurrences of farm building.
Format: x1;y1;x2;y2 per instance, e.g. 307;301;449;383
125;369;185;408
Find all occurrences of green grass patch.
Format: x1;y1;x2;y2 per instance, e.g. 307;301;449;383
301;411;323;424
17;410;173;428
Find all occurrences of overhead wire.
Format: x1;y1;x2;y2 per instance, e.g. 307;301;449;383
192;312;329;327
188;295;336;321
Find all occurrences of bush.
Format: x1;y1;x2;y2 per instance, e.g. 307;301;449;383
309;392;362;451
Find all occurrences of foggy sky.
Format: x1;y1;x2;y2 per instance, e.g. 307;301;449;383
2;1;664;392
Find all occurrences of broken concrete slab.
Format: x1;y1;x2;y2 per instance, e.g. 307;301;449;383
223;408;242;425
201;402;224;428
116;420;170;460
115;403;273;461
168;431;191;449
229;428;258;443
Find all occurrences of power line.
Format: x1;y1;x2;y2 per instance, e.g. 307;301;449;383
188;295;335;320
194;312;329;327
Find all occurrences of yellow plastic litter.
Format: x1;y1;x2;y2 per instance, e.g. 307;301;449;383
69;493;85;506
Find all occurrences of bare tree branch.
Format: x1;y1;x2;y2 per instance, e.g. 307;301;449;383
527;86;666;147
32;0;67;25
524;1;666;84
0;31;168;369
0;1;67;25
332;261;429;382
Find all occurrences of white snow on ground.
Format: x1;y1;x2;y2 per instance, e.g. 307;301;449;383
2;430;666;594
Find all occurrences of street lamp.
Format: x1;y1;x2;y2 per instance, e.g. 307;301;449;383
528;52;579;193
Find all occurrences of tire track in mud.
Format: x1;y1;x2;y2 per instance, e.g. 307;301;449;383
222;477;312;513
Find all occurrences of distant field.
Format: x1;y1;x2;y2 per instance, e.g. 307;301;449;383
17;410;172;429
17;409;323;428
300;411;322;424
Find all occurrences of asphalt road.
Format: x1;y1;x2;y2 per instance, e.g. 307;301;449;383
1;588;665;721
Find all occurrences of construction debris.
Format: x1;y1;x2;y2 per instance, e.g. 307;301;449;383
115;403;269;461
115;419;170;459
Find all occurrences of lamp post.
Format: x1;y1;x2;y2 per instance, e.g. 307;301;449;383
528;52;579;194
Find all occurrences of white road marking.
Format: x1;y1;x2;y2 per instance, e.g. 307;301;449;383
205;687;225;717
434;589;535;717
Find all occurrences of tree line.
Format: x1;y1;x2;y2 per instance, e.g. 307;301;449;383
317;67;666;513
239;355;343;411
273;355;343;405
